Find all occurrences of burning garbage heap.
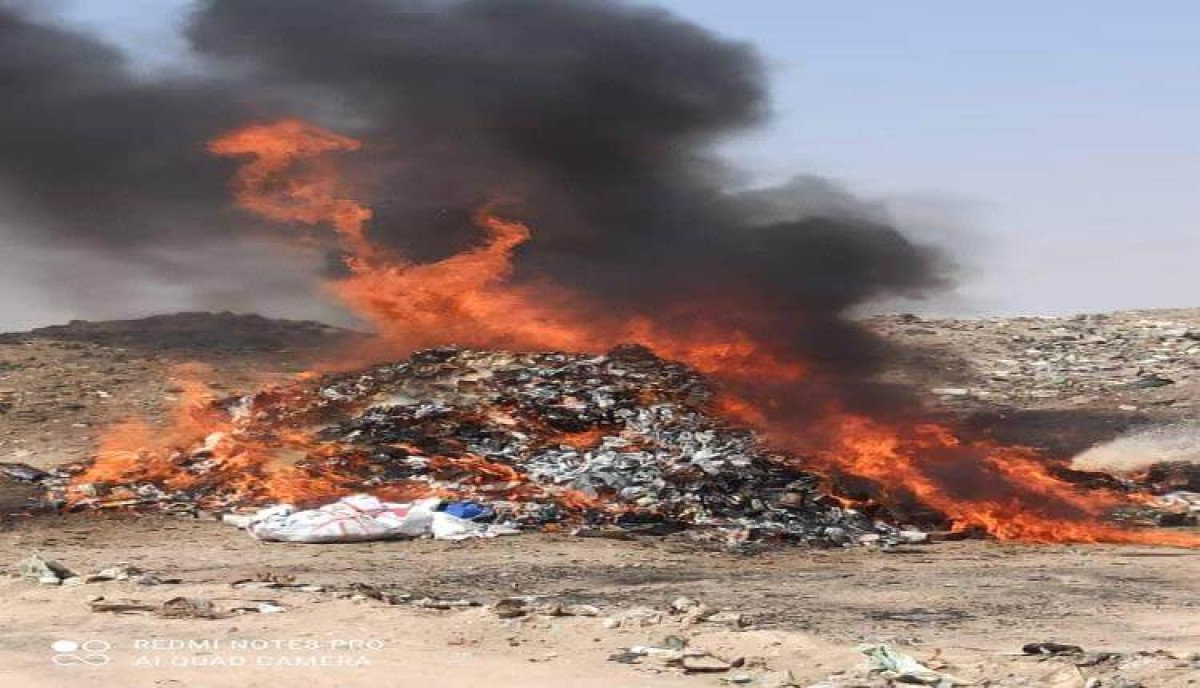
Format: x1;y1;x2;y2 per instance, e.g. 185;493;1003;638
45;345;910;546
3;1;1196;550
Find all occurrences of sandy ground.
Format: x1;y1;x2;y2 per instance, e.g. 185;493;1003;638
0;514;1198;686
2;313;1199;686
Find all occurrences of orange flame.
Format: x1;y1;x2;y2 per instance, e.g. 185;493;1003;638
204;119;1197;546
73;363;218;490
208;119;376;259
72;118;1197;547
71;363;355;508
803;415;1199;546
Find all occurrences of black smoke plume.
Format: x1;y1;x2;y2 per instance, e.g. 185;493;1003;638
1;0;947;390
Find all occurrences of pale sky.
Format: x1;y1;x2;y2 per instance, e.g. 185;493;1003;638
666;1;1200;316
4;0;1198;328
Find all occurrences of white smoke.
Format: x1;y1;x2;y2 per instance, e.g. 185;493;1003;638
1072;423;1200;474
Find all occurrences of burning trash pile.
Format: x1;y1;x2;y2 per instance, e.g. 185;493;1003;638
2;0;1198;552
43;346;907;546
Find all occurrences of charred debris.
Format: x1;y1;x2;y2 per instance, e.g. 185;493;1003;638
17;345;1195;548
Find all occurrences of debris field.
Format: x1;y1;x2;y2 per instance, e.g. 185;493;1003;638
12;341;1190;548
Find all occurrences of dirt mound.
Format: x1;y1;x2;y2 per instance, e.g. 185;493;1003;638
5;311;357;354
0;313;358;471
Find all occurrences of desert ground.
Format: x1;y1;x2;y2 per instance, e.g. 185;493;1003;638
1;311;1197;687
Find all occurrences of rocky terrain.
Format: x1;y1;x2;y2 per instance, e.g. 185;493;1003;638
873;309;1200;464
873;309;1200;420
0;312;357;471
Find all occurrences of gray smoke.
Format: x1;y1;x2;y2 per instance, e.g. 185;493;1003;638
1073;423;1200;474
1;0;948;387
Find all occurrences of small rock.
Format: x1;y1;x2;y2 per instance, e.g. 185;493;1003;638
757;669;797;688
492;597;530;619
670;596;702;613
413;597;478;610
661;635;689;651
1022;641;1084;656
17;554;74;583
603;607;663;628
681;604;717;626
706;611;749;628
681;654;733;673
1123;374;1174;389
85;563;143;583
158;596;221;619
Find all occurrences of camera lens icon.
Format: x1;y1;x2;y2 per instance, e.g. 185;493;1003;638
51;639;111;666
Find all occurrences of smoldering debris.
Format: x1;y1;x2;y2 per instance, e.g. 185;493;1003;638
43;345;913;548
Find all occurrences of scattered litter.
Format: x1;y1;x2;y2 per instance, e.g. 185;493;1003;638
236;494;519;543
611;635;739;674
240;495;433;543
603;607;664;629
230;578;325;592
681;654;736;673
412;597;480;610
670;596;702;613
1123;374;1174;390
84;563;179;586
1023;642;1085;657
706;611;750;628
608;650;646;665
492;597;531;619
340;583;411;605
158;596;221;619
87;597;158;615
431;509;520;541
442;501;494;521
860;643;971;686
601;600;748;630
87;595;286;619
490;596;602;619
0;462;48;483
670;596;720;625
17;553;75;585
229;600;288;614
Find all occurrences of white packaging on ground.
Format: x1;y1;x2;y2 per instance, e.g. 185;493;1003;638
234;494;516;543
